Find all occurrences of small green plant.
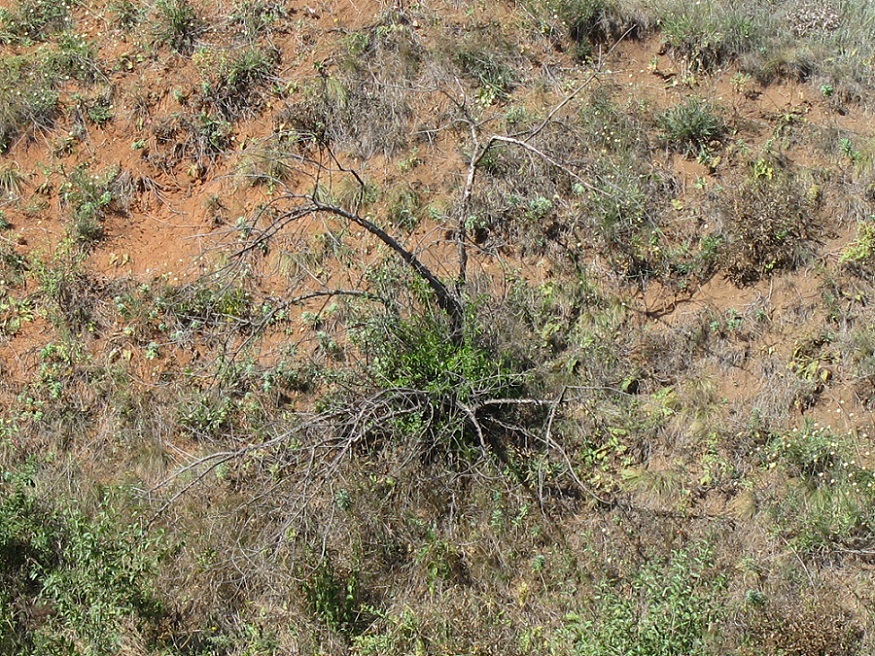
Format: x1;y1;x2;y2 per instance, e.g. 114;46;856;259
237;134;298;189
658;3;757;72
153;111;233;165
179;391;236;437
48;32;99;83
657;98;726;157
766;423;875;557
767;421;839;482
453;36;516;105
351;608;426;656
352;308;527;455
230;0;290;40
730;71;751;94
152;0;201;54
0;162;25;198
196;46;279;119
385;185;423;232
539;0;631;61
302;558;364;635
0;54;59;151
158;279;251;329
59;164;130;244
721;169;819;284
109;0;142;30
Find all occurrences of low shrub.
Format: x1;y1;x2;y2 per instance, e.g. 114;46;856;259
719;169;820;285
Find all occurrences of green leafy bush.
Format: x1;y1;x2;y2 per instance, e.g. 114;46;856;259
354;310;527;452
538;0;637;61
302;558;365;635
230;0;292;41
767;423;875;558
658;2;760;72
453;33;517;105
0;55;58;151
564;547;725;656
158;280;252;329
60;164;132;244
0;468;165;655
839;219;875;272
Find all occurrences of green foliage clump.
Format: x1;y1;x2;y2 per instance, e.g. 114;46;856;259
538;0;636;61
453;34;517;106
109;0;143;30
0;468;165;655
0;0;70;43
178;390;237;438
196;46;280;119
385;185;423;232
839;219;875;270
237;133;299;189
564;547;725;656
657;98;726;157
767;423;875;558
158;279;252;331
0;55;58;151
356;310;526;451
0;35;101;152
230;0;292;41
60;164;131;244
659;2;759;72
152;0;201;54
302;558;365;635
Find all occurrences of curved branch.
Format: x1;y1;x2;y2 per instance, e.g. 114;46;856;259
310;199;464;344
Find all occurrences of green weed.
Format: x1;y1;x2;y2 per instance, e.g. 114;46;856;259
237;133;300;189
59;164;131;244
302;557;365;635
767;423;875;558
196;45;279;119
0;0;70;43
0;163;26;198
351;308;527;455
230;0;291;41
658;2;760;72
0;55;58;151
453;33;517;105
109;0;142;30
385;185;423;232
839;219;875;271
720;169;820;284
152;0;202;54
536;0;637;61
657;98;726;157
